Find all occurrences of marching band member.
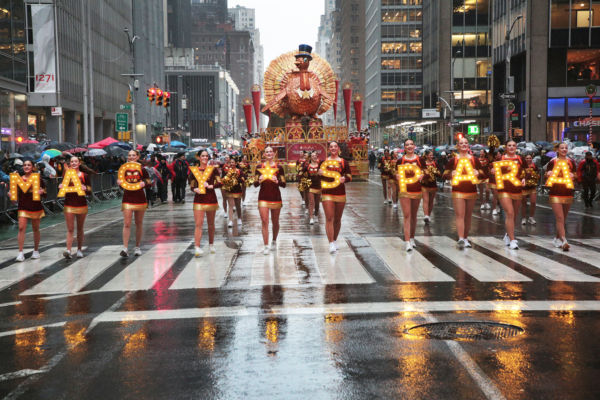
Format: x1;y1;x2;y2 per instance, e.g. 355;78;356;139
521;153;539;225
8;159;46;262
222;157;245;227
545;142;577;251
421;149;441;224
296;151;309;208
303;151;322;225
395;139;425;251
319;141;352;254
117;150;150;257
490;139;525;250
190;150;222;256
59;156;91;259
239;154;250;207
478;149;491;210
254;146;286;255
377;149;393;205
442;137;482;248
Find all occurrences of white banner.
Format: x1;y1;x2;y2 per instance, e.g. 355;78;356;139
32;5;56;93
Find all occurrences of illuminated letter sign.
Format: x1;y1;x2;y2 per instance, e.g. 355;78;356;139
397;164;421;193
10;173;40;201
118;162;143;191
320;160;342;189
190;166;214;194
58;169;86;197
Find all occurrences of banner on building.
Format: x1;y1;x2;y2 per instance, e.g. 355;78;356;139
32;5;56;94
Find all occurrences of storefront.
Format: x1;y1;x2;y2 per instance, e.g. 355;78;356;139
0;91;28;152
547;97;600;142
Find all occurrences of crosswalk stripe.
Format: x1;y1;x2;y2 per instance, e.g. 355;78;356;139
472;237;600;282
20;246;123;295
99;243;190;292
523;237;600;268
416;236;532;282
250;239;300;286
571;238;600;249
0;248;66;291
0;249;32;265
365;237;454;282
311;238;375;285
170;242;237;289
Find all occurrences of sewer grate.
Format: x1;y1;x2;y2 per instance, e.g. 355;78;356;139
406;322;524;341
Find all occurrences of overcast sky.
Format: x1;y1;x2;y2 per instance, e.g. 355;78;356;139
230;0;325;67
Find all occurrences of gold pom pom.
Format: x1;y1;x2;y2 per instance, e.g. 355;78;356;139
487;135;500;149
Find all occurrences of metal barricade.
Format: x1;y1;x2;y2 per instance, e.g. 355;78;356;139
41;177;56;216
90;174;103;203
101;172;117;199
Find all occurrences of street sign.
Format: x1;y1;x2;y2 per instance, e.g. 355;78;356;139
448;122;461;127
467;125;480;135
422;108;440;118
507;102;516;114
593;103;600;108
51;107;62;116
408;126;414;132
586;84;597;97
120;104;132;110
500;93;516;100
116;113;128;132
182;99;187;109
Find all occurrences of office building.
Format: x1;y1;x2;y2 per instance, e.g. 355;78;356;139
166;64;239;141
422;0;491;144
0;0;27;151
366;0;423;131
166;0;191;48
341;0;366;131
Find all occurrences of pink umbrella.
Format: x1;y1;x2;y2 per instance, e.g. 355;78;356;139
88;137;119;149
137;144;143;150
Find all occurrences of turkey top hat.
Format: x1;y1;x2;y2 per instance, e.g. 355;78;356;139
295;44;313;60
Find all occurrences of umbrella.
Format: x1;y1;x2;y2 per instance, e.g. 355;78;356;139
545;151;557;158
471;144;485;151
104;146;128;158
46;142;76;151
86;149;107;157
39;149;62;160
18;143;39;153
21;151;42;160
89;137;119;149
572;141;586;147
9;153;23;159
170;140;187;148
146;143;158;152
162;147;185;153
65;147;87;154
107;142;133;150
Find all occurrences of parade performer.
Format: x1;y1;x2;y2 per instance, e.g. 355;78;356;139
442;137;482;248
296;151;309;208
377;149;393;204
8;159;46;262
545;142;577;251
239;154;250;207
389;150;400;209
478;149;491;210
421;149;441;224
222;157;245;227
521;153;539;225
302;151;322;225
490;140;525;250
59;156;91;259
319;141;352;253
395;139;425;251
254;146;286;255
219;154;230;217
117;150;150;257
190;150;222;256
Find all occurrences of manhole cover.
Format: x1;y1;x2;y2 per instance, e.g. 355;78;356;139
406;322;524;341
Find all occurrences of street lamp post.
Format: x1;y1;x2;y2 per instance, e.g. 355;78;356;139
124;28;141;149
367;104;375;145
449;50;461;146
505;15;523;140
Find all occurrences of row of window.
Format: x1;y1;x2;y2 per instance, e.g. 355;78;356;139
381;58;423;70
381;90;422;101
382;10;423;23
382;42;422;54
381;25;422;39
381;72;423;86
550;1;600;30
382;0;422;5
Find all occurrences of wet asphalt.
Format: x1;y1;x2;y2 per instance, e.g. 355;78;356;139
1;175;600;399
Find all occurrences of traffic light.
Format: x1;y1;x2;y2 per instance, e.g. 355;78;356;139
16;136;23;143
163;92;171;108
156;89;163;106
156;136;162;144
126;90;132;103
436;101;441;112
147;88;156;103
454;132;464;141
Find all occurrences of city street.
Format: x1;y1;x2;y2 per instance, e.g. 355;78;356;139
1;178;600;399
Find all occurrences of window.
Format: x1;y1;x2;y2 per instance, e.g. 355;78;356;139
351;15;358;22
567;49;600;82
351;4;358;11
209;54;212;59
551;0;570;29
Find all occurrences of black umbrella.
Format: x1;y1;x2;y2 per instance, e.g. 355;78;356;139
21;150;42;160
163;147;185;154
46;142;76;151
18;143;39;153
104;146;128;158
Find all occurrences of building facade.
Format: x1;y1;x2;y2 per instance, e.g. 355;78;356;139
423;0;492;145
166;65;238;142
341;0;366;131
0;0;28;151
366;0;423;132
166;0;191;48
25;0;134;144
